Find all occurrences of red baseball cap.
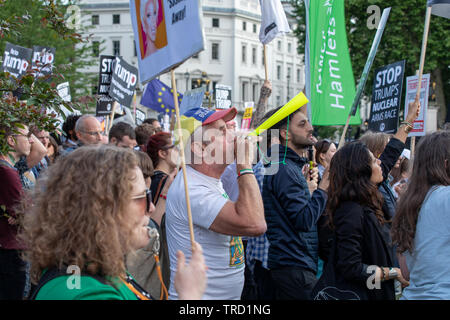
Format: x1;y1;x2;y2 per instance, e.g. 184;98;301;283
203;107;237;126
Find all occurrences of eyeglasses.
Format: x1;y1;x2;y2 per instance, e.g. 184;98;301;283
131;188;152;212
161;144;176;150
81;130;103;137
13;132;33;139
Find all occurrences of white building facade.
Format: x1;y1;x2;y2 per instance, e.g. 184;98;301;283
79;0;305;123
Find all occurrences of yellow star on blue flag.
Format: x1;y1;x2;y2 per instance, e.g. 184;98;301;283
140;79;182;114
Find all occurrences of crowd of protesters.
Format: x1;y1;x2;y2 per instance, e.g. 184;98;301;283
0;81;449;301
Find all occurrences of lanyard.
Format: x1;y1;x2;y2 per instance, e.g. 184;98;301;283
121;275;152;300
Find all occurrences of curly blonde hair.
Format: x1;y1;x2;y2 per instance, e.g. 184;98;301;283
19;145;139;284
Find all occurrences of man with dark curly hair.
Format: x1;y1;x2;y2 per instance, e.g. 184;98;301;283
61;114;81;151
109;122;137;149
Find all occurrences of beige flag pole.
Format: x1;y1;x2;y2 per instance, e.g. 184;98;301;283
170;68;195;250
410;6;432;158
263;44;268;81
107;101;118;135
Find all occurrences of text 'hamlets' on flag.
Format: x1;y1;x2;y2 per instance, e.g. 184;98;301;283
304;0;360;126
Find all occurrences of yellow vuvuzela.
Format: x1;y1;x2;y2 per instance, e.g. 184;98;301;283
248;91;309;136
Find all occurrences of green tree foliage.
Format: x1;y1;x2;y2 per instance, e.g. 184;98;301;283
0;0;94;155
291;0;450;123
0;0;97;101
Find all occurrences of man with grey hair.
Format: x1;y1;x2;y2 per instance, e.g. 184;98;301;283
62;115;104;155
165;107;266;300
75;115;104;146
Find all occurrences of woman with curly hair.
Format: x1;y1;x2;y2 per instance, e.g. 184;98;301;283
391;131;450;300
313;142;409;300
19;145;206;300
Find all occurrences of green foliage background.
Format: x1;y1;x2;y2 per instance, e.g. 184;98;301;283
291;0;450;136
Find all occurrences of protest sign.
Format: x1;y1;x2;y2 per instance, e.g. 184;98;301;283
135;108;146;125
179;86;205;115
338;7;391;149
404;74;430;137
97;55;116;95
96;95;115;117
130;0;204;83
96;55;116;116
368;60;405;133
241;102;254;130
108;56;138;107
1;42;33;79
215;84;232;110
57;82;71;102
32;46;55;79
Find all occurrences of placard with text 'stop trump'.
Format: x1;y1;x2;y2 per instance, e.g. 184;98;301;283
130;0;205;84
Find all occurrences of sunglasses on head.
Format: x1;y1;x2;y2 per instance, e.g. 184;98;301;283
131;188;152;212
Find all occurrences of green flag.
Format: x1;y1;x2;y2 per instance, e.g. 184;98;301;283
305;0;361;126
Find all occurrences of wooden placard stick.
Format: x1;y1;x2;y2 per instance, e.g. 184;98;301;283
410;6;432;159
170;68;195;251
263;44;268;81
108;101;118;134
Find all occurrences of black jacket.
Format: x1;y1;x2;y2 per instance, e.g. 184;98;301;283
331;201;396;300
263;144;327;272
318;137;405;262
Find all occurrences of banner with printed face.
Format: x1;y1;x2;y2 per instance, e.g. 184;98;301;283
1;42;33;79
368;60;405;133
32;46;55;79
108;56;138;107
215;84;232;110
130;0;204;83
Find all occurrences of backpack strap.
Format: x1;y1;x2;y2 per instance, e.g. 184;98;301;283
153;174;168;205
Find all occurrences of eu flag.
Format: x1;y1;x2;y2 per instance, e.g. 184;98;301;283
140;79;182;114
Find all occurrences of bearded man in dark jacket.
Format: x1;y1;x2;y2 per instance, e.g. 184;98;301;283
262;107;329;300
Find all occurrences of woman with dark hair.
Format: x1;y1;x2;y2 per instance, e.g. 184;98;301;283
19;145;206;300
146;132;179;217
314;139;336;180
313;142;409;300
391;131;450;300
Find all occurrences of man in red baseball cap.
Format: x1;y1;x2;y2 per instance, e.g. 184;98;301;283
166;106;266;299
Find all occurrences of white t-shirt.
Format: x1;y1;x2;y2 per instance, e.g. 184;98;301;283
166;165;245;300
220;162;239;202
